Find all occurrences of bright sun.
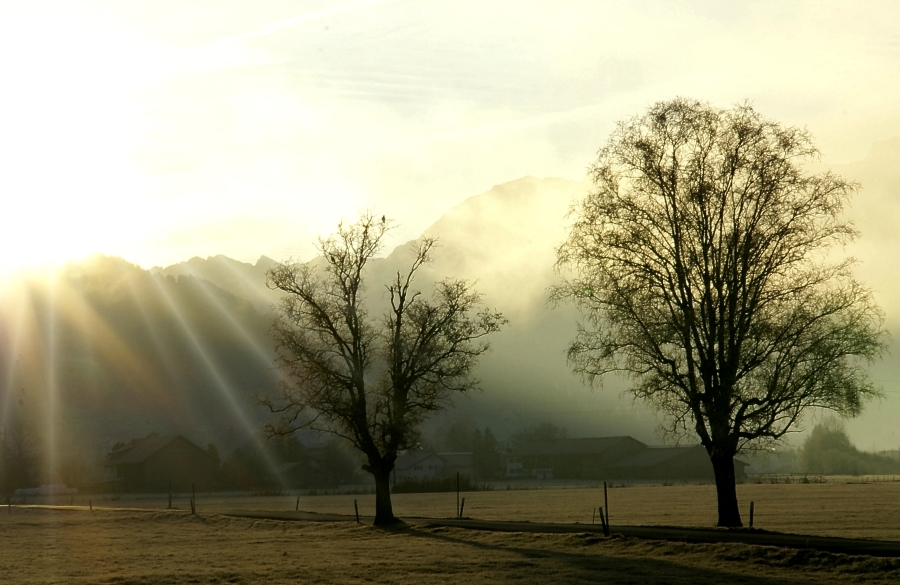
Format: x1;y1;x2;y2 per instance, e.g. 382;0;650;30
0;6;298;275
0;9;171;275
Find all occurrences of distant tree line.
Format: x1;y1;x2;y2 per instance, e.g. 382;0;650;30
221;435;361;490
799;421;900;476
510;422;568;451
0;420;38;494
0;415;92;495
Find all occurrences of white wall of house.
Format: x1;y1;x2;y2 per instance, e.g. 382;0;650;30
394;454;445;481
504;456;525;478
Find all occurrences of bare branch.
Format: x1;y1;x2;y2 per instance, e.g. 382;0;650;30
260;212;505;523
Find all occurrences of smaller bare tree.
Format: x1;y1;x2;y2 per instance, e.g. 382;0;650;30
261;213;506;524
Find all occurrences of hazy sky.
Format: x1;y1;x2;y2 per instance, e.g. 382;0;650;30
3;0;900;272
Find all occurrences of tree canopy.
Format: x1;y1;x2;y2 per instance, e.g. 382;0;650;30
554;98;886;526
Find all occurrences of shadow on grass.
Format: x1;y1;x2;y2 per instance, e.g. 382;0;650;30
388;523;826;585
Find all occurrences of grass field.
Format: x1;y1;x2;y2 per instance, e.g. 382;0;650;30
111;480;900;540
2;507;900;584
5;482;900;583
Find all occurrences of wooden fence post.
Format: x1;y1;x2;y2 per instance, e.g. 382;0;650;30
456;472;460;518
354;499;360;524
190;483;196;515
603;482;609;530
749;501;754;528
459;497;466;518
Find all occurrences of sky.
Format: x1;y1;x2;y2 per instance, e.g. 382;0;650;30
2;0;900;273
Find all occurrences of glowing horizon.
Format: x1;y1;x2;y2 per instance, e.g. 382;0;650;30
3;1;900;273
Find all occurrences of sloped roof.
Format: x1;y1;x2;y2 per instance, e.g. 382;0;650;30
607;445;706;468
105;435;200;466
436;452;473;467
395;450;445;471
277;460;315;474
515;437;646;457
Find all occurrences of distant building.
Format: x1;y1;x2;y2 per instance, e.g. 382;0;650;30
102;434;217;493
393;451;474;482
275;445;357;489
606;445;748;481
503;437;747;482
741;450;798;475
505;437;647;480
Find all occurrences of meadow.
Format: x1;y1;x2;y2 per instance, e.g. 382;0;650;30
4;481;900;584
139;480;900;540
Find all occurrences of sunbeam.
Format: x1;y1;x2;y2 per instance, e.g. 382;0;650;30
43;269;57;486
34;273;170;401
144;272;286;484
188;274;276;368
0;278;31;437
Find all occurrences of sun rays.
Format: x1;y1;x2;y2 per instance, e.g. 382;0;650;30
0;257;288;488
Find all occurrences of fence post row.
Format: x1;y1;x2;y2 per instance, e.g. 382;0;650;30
603;481;609;531
456;472;460;518
598;506;610;537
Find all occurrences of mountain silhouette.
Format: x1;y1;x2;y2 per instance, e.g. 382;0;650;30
152;254;280;311
3;149;899;483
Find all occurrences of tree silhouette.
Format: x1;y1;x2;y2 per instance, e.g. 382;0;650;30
554;98;886;526
262;212;505;524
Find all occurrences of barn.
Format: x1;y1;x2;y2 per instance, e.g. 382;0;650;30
505;437;648;479
605;445;748;482
503;438;748;482
104;434;218;493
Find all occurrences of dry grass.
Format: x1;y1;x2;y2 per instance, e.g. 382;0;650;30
2;506;900;584
122;481;900;541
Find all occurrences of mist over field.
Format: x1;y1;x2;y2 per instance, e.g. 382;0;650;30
7;3;900;582
3;137;900;488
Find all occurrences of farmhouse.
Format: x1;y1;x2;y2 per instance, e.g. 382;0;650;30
505;437;647;480
605;445;748;481
276;460;332;489
276;445;357;489
393;450;474;482
504;437;747;482
103;433;217;493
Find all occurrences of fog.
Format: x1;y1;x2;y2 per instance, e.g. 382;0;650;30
3;144;900;490
7;5;900;584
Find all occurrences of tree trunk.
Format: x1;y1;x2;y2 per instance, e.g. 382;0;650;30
710;451;742;527
372;466;398;526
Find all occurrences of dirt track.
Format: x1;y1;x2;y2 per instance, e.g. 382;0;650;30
226;510;900;558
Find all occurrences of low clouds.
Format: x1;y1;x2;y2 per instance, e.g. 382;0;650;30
3;1;900;272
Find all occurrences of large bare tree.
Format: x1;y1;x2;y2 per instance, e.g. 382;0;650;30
554;99;885;527
262;213;506;525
